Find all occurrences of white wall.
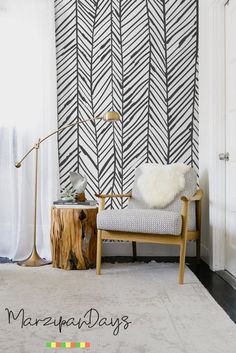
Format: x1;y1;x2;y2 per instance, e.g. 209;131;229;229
198;0;211;265
103;241;197;257
199;0;228;270
0;0;218;261
103;0;216;260
104;3;204;259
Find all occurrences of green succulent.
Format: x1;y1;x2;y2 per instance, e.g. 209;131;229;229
60;188;75;199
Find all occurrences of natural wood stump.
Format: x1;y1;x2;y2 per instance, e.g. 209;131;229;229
50;207;98;270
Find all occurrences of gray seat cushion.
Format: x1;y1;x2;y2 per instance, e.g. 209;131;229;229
97;209;182;236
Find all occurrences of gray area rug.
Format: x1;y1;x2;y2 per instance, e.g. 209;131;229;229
0;262;236;353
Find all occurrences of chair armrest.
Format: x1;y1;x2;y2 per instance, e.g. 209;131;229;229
181;189;203;202
180;189;203;237
95;193;132;199
95;193;132;212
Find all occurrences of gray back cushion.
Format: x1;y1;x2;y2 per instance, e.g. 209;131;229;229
128;167;197;231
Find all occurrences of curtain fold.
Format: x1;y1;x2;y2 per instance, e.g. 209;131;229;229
0;0;59;260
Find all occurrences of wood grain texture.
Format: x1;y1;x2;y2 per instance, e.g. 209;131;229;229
50;207;97;270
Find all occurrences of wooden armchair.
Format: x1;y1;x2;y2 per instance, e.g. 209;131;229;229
95;167;203;284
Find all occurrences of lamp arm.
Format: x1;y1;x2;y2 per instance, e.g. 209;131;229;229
15;116;103;167
15;145;37;167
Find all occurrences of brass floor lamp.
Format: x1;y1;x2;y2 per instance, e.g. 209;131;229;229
15;111;120;267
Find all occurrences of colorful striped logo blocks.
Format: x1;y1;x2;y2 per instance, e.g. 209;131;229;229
46;342;90;349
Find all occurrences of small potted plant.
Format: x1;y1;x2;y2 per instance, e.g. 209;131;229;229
60;188;75;202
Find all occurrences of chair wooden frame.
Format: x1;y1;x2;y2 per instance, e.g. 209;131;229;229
95;189;203;284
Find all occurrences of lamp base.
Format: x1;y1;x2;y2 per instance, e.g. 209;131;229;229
17;249;51;267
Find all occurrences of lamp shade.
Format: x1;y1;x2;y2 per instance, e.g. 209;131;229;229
102;111;120;121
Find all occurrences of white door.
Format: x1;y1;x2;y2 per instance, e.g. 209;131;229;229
225;0;236;277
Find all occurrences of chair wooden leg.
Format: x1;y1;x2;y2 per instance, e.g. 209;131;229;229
178;239;187;285
196;238;201;264
132;241;137;261
96;230;102;275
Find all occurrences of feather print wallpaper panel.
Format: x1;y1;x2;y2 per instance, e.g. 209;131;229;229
54;0;199;207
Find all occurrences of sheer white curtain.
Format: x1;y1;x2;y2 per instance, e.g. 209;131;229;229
0;0;59;260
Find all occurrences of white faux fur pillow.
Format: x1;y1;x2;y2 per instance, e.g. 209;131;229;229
137;163;190;208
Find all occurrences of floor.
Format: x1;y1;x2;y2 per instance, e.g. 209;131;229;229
188;258;236;323
2;261;236;353
103;256;236;324
1;256;236;324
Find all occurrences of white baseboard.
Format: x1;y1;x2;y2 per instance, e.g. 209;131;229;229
200;243;209;265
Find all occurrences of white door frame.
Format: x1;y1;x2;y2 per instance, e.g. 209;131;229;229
207;0;228;271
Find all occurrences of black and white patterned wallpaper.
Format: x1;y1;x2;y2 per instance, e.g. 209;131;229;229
54;0;199;207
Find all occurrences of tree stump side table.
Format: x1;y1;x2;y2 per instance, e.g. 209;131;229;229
50;206;98;270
